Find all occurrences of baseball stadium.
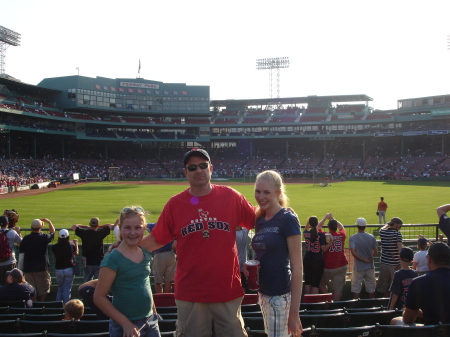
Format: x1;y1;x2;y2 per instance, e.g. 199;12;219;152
1;30;450;337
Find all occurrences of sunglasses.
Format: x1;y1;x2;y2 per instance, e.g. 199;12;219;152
121;206;145;214
186;162;209;172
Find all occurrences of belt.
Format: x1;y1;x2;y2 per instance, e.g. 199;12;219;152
154;249;173;254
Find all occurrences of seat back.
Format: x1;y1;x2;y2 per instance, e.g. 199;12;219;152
300;313;346;329
157;319;178;334
374;323;439;337
241;304;261;313
358;298;389;308
153;293;176;307
0;319;20;333
32;301;64;308
23;313;65;321
155;306;177;314
299;302;328;311
47;333;110;337
309;325;377;337
345;310;400;327
0;313;24;320
302;293;333;303
326;299;359;310
72;320;110;334
0;300;26;308
19;319;73;333
9;307;43;315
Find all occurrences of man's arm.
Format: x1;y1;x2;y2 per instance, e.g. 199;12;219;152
72;224;88;231
402;307;419;325
437;204;450;218
350;248;372;263
140;233;164;252
42;218;55;233
317;213;332;230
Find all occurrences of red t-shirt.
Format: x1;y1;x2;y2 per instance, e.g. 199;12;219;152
321;229;348;269
151;184;255;303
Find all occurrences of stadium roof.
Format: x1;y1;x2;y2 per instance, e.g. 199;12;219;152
210;94;373;107
0;75;61;95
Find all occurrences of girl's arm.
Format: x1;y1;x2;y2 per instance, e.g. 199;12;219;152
412;261;418;270
287;234;303;337
94;266;139;337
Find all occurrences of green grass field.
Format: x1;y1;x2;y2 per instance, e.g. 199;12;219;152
1;180;448;241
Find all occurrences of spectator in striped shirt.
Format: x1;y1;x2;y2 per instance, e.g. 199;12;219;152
376;217;403;297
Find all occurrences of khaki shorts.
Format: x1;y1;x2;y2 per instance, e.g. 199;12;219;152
376;263;400;294
351;267;376;294
24;271;51;296
152;251;176;284
319;265;348;292
175;296;247;337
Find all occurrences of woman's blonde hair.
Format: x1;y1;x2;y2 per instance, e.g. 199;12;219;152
255;170;288;219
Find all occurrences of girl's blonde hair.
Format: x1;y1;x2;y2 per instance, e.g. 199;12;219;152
255;170;288;219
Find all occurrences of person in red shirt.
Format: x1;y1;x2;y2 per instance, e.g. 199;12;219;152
377;197;388;224
141;149;255;337
317;213;348;301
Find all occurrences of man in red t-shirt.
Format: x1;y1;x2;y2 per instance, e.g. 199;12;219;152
141;149;255;337
317;213;348;301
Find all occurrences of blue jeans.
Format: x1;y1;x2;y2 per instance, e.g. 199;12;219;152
55;267;74;304
83;265;100;282
109;314;160;337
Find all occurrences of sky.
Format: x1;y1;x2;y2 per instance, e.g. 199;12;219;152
1;0;450;111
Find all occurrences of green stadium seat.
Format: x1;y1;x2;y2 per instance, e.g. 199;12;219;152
358;298;389;308
0;299;26;308
309;325;377;337
23;313;65;321
0;318;21;333
19;319;73;334
344;310;401;327
71;320;110;334
326;299;359;309
32;300;64;308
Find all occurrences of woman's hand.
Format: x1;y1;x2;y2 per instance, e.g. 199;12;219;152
288;311;303;337
122;321;140;337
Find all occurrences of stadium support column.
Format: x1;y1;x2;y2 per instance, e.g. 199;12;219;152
105;143;108;159
33;137;36;159
61;140;64;158
362;139;366;161
7;133;11;159
286;140;289;159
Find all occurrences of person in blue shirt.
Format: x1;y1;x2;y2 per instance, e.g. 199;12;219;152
250;170;303;337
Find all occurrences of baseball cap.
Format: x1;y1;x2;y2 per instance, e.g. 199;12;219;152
59;229;69;238
6;268;24;282
356;218;367;227
399;247;414;261
0;215;8;227
427;242;450;261
387;217;403;226
183;148;211;166
31;219;42;229
90;217;99;226
418;236;428;245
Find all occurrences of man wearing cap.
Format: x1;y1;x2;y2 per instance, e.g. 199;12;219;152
0;268;35;307
0;215;22;285
376;217;403;297
398;243;450;325
72;217;116;282
141;148;256;337
349;217;378;299
19;218;55;301
436;204;450;245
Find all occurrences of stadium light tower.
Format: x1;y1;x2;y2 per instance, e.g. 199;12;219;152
0;26;21;75
256;57;290;102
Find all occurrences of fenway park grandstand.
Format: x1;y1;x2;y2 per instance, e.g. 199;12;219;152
0;73;450;186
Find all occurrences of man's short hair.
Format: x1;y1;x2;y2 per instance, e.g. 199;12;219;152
427;242;450;266
0;215;8;228
64;299;84;320
399;247;414;262
328;219;338;231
